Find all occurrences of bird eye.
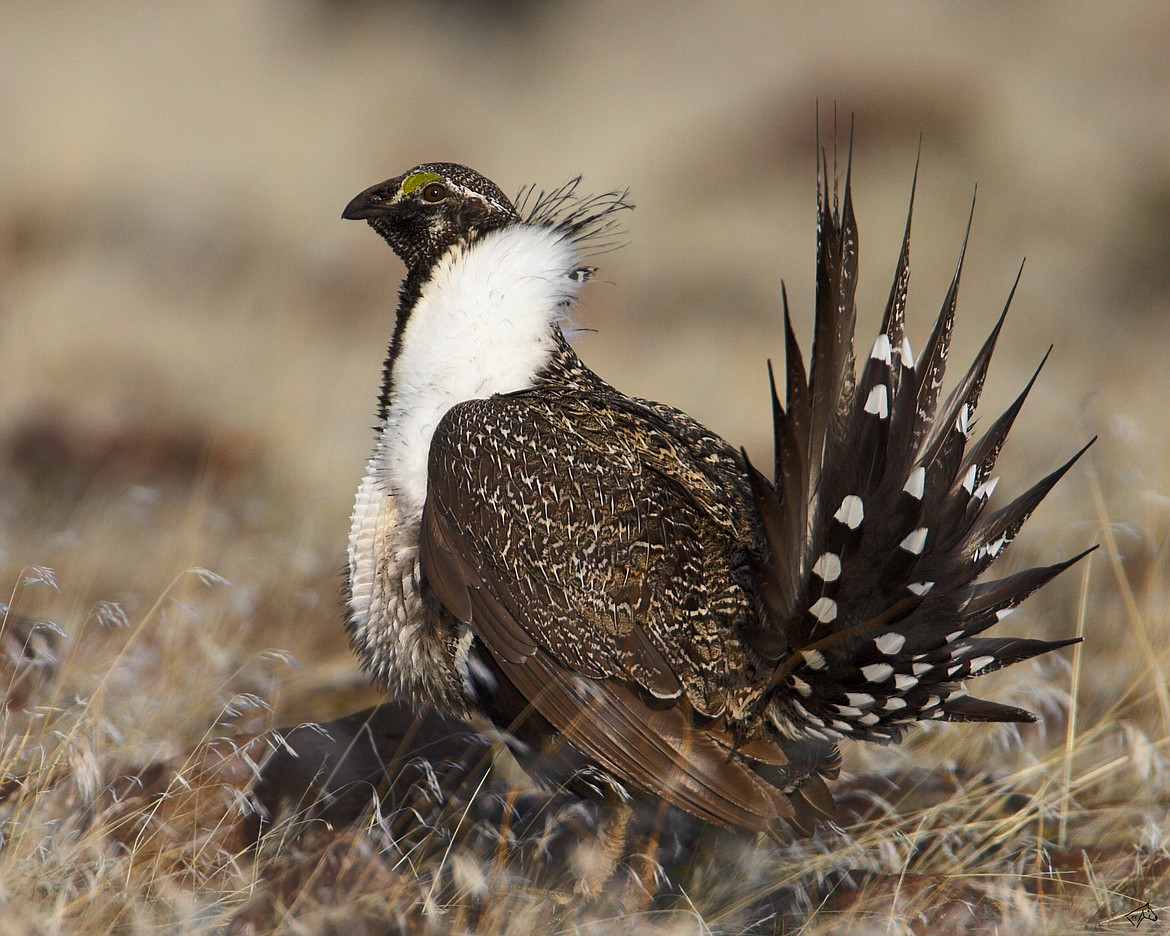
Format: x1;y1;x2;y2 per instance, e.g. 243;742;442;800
421;182;448;203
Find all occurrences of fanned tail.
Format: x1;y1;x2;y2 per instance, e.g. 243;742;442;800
748;147;1091;751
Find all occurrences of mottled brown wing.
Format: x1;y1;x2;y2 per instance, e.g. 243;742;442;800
426;392;762;714
419;392;790;829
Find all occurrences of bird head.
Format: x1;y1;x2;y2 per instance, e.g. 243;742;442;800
342;163;520;272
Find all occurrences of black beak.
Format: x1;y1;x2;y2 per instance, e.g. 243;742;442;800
342;188;386;221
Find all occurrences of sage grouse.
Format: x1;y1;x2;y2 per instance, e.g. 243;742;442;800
341;156;1089;835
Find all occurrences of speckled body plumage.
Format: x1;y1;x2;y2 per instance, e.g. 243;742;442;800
429;334;763;714
340;156;1089;835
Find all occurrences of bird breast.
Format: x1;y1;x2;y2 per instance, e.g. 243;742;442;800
346;222;586;704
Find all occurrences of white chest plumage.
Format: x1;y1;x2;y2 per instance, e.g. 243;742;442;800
346;223;583;703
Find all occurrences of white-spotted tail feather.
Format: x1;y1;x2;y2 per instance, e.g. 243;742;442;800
748;149;1092;746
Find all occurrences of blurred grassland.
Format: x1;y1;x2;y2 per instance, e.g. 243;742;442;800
2;2;1170;933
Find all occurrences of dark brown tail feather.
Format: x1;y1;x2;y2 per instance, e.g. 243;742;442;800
750;144;1089;769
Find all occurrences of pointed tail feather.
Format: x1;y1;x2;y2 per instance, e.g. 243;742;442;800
750;151;1089;753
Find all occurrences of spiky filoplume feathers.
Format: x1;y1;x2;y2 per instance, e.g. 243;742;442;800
341;155;1090;837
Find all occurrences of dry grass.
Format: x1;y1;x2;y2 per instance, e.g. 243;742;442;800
2;510;1168;935
3;3;1170;933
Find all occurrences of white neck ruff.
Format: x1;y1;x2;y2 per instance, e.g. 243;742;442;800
377;223;581;519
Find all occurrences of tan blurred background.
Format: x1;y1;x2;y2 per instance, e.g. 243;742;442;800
1;2;1168;736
